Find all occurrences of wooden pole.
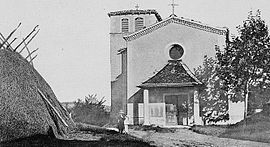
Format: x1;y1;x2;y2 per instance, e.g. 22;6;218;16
14;25;39;51
0;23;21;49
0;33;13;50
38;88;69;127
29;54;38;65
7;38;17;49
18;29;40;54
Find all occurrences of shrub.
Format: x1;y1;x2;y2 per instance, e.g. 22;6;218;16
71;94;110;126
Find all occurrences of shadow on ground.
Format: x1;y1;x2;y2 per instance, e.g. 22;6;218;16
0;134;153;147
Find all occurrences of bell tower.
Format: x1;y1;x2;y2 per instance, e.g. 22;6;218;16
108;7;162;81
108;7;162;120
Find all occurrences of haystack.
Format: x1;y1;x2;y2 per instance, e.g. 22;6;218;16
0;49;75;142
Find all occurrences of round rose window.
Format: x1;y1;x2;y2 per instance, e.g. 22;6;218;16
169;44;184;60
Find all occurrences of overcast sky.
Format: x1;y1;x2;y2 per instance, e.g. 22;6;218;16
1;0;270;105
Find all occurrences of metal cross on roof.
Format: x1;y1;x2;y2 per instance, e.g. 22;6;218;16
169;0;179;15
135;4;139;10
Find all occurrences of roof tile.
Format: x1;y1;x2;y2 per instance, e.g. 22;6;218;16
108;9;162;21
139;60;203;88
124;16;227;41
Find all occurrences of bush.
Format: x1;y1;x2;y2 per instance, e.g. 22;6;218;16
71;94;110;126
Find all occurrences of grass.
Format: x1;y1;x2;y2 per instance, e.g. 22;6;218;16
191;125;229;136
191;110;270;143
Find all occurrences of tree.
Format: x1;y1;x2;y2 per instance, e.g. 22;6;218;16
216;10;270;119
71;94;110;126
194;55;229;124
248;85;270;114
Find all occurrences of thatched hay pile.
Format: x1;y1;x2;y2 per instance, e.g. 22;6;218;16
0;49;75;142
0;25;153;146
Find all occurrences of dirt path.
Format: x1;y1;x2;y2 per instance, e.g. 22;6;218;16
129;128;270;147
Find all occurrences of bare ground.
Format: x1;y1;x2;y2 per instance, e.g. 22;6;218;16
129;128;270;147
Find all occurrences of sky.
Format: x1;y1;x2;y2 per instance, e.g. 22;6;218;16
0;0;270;105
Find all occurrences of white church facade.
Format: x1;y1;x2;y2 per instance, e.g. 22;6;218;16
108;8;244;126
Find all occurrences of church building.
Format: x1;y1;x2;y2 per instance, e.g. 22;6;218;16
108;7;243;126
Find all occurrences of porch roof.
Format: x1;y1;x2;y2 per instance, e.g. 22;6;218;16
138;82;200;88
138;60;203;88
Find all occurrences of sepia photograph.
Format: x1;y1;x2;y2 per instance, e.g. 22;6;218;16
1;0;270;146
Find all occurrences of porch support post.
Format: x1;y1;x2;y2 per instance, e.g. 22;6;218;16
194;89;202;125
143;89;150;125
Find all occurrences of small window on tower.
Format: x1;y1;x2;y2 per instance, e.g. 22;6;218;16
135;17;144;31
121;18;129;33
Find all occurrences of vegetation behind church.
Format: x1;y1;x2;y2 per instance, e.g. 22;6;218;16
194;10;270;124
194;55;229;124
216;10;270;118
192;10;270;144
70;94;110;126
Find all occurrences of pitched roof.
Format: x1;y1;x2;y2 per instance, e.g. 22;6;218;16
124;15;228;41
108;9;162;21
138;60;203;88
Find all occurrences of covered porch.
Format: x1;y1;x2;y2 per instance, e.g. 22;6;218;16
140;86;202;126
132;60;204;126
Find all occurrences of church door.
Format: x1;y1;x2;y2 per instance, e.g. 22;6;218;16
165;94;189;125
